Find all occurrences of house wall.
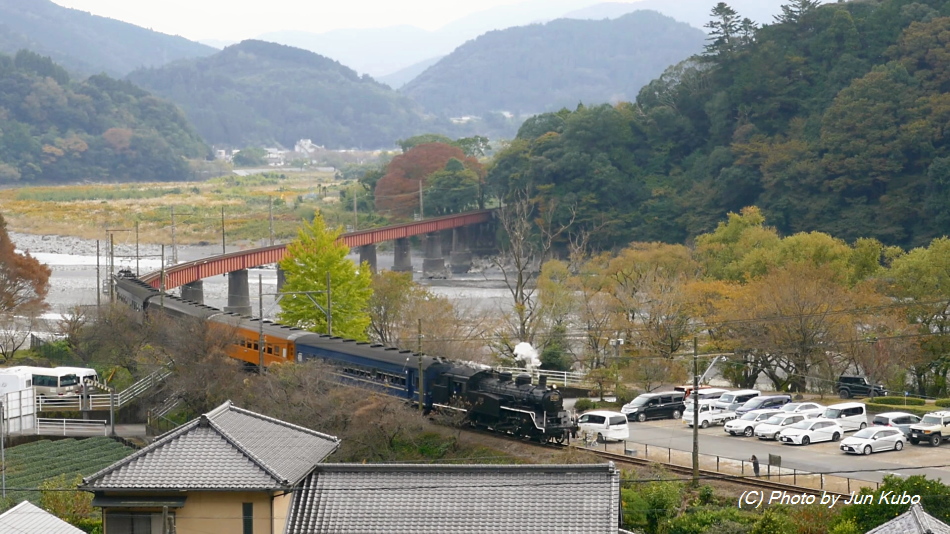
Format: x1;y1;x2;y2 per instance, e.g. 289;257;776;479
273;492;292;534
174;491;274;534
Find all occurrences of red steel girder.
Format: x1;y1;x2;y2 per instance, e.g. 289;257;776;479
141;209;494;289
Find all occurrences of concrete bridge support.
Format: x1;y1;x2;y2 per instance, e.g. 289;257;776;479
224;268;252;315
423;232;449;279
180;280;204;304
393;238;413;272
276;267;286;292
449;227;473;274
359;244;378;274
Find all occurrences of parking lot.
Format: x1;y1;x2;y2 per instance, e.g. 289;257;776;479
582;416;950;486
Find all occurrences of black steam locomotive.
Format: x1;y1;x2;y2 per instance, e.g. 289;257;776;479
113;272;576;443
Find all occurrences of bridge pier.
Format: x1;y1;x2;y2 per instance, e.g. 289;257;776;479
393;238;413;272
276;267;286;292
180;280;204;304
423;232;449;279
359;244;377;274
224;269;252;315
449;227;473;274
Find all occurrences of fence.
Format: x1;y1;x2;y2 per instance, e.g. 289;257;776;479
495;367;588;388
35;367;172;413
35;418;107;436
581;438;879;494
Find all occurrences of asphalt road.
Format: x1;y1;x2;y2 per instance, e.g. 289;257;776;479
621;417;950;484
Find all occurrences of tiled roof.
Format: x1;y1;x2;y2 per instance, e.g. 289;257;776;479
82;401;340;491
866;503;950;534
0;500;85;534
284;463;621;534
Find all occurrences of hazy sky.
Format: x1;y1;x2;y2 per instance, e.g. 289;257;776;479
50;0;541;41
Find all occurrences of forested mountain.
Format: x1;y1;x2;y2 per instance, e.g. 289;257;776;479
0;50;207;184
0;0;214;77
401;11;706;117
563;0;834;29
486;0;950;250
126;40;436;149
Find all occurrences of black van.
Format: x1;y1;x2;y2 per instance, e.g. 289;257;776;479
735;394;792;416
621;391;687;422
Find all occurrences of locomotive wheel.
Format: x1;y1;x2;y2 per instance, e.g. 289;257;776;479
555;434;566;445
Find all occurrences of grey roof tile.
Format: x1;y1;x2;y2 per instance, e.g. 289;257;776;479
0;500;86;534
285;463;621;534
867;503;950;534
82;401;340;491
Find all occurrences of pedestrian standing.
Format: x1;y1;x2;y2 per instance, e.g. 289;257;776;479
751;455;760;477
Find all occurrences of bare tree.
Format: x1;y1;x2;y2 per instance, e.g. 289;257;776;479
491;188;574;346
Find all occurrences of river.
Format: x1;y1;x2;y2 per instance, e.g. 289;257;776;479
10;232;513;320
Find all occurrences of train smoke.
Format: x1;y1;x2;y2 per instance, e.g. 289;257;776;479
513;342;541;372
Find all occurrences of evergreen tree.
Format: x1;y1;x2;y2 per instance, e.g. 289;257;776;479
704;3;742;58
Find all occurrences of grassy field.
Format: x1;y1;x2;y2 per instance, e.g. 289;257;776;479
0;171;375;245
3;436;134;506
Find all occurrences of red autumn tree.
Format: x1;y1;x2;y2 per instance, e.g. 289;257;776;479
0;213;51;314
374;143;484;219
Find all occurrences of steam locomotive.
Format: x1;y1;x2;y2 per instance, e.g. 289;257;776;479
113;271;575;443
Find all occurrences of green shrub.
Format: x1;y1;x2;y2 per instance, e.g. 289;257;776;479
865;402;933;417
574;398;597;412
935;398;950;408
868;396;925;406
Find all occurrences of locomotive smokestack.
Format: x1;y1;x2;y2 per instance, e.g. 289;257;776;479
538;376;547;388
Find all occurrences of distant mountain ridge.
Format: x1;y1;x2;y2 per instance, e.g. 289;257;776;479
563;0;837;28
126;40;436;149
401;11;706;118
0;0;215;76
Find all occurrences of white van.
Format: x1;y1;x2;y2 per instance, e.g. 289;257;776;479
577;410;629;442
683;400;737;428
715;389;760;412
822;402;868;431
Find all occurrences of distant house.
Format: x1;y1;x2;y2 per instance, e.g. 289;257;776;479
866;503;950;534
284;463;625;534
80;401;340;534
0;500;85;534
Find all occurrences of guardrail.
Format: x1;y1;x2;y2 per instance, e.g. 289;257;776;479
35;367;172;412
36;418;107;436
495;367;587;388
580;438;879;495
116;368;172;408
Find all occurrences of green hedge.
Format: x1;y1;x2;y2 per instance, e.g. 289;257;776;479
865;402;934;417
936;398;950;408
867;396;925;406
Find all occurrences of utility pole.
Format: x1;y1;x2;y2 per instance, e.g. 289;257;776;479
326;271;332;336
159;245;165;309
96;240;101;311
353;194;358;231
135;221;140;276
109;233;114;302
258;274;265;375
418;180;424;219
171;206;178;264
692;337;699;486
221;206;226;255
269;198;275;246
417;319;424;413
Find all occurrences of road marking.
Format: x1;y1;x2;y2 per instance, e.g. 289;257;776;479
878;471;906;477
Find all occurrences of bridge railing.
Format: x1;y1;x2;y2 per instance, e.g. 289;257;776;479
494;367;588;388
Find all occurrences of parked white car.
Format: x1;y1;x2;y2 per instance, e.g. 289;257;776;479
780;402;825;416
754;413;810;440
840;427;905;455
778;419;844;445
724;409;783;437
683;401;736;428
